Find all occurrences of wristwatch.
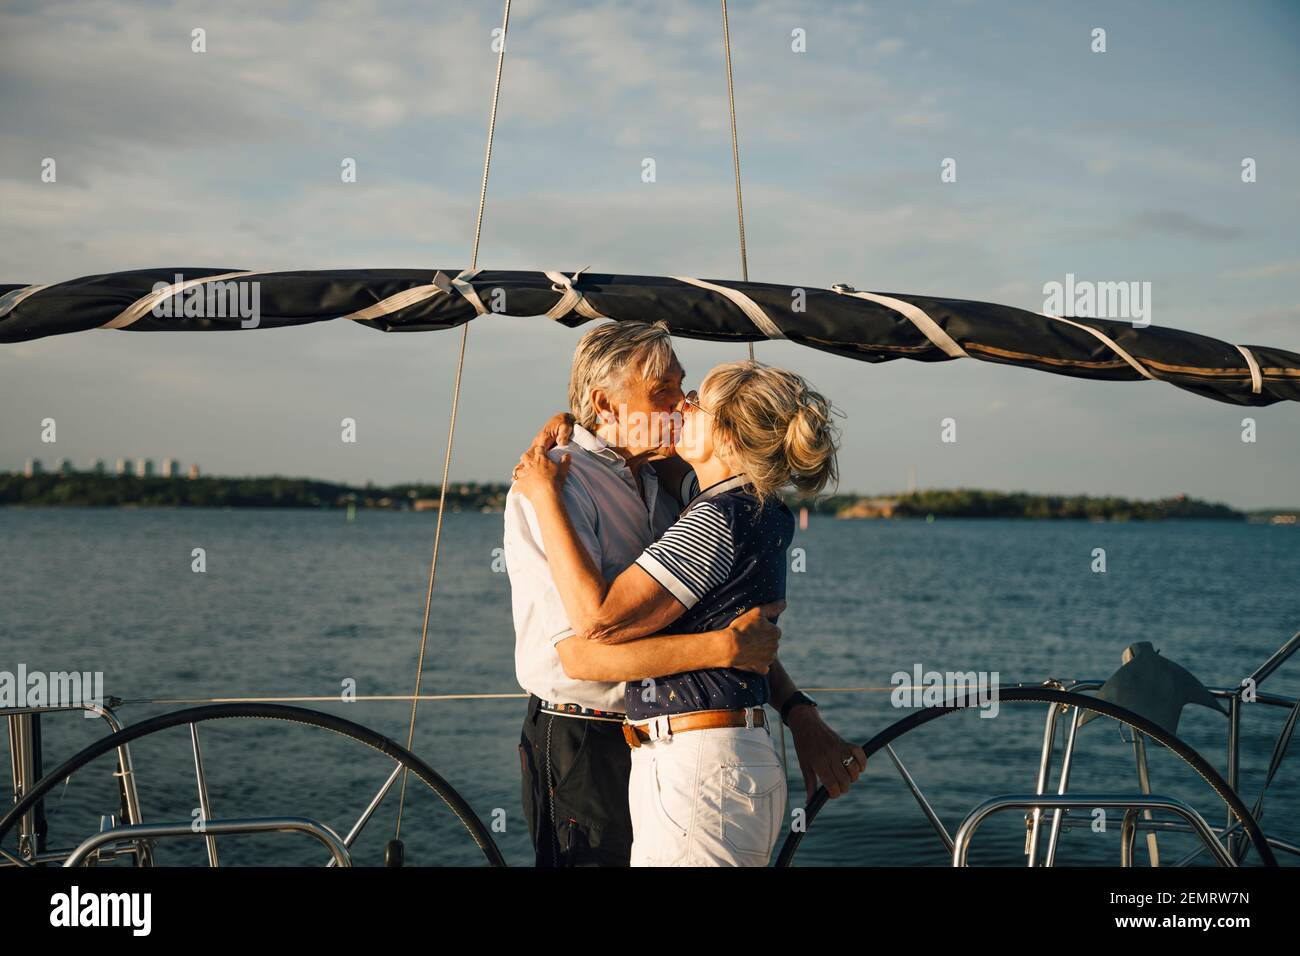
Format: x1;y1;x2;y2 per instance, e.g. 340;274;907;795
780;690;818;725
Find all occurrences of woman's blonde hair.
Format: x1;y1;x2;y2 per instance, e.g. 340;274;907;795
698;361;840;501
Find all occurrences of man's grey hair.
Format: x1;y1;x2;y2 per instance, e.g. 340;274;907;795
567;320;675;430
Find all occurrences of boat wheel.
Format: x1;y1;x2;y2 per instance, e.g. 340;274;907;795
0;703;506;867
774;686;1277;867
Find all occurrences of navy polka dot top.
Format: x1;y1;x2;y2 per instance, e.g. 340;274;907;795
625;473;793;720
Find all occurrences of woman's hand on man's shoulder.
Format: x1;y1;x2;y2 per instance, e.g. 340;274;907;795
530;412;575;453
512;446;570;502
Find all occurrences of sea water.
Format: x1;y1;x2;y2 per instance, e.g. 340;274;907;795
1;509;1295;867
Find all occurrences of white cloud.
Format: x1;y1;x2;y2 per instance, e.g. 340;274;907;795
2;0;1298;505
890;109;947;131
1222;260;1300;281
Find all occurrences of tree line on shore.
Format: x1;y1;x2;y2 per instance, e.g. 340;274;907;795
1;473;1249;520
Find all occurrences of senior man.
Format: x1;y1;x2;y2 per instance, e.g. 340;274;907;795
504;319;865;867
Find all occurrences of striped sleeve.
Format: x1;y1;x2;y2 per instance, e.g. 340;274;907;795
635;501;734;608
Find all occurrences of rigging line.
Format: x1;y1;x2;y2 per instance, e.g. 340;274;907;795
127;694;531;705
118;685;1024;707
393;0;512;844
720;0;755;362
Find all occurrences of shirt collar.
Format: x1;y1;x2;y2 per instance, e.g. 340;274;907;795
687;473;750;507
568;423;624;466
567;423;661;492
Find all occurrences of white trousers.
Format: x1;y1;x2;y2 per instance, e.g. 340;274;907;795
627;718;787;866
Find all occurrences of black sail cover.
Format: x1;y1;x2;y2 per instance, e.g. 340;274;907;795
1;267;1297;406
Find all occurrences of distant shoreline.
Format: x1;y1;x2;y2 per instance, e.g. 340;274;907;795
4;473;1295;522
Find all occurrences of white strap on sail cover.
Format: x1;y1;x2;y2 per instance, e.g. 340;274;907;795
545;269;609;321
672;276;784;339
339;281;445;322
834;286;968;358
0;283;52;318
433;268;489;315
341;269;488;322
1236;344;1263;395
100;271;259;329
1042;312;1155;380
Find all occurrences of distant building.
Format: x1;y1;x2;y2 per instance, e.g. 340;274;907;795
58;458;73;475
91;459;106;475
187;463;201;480
162;458;181;478
135;459;154;478
115;457;129;476
24;459;42;477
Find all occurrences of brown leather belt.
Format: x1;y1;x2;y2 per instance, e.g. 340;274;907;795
622;707;766;748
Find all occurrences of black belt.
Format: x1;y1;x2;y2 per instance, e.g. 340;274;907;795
537;697;627;723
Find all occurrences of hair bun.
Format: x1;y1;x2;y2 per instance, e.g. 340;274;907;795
698;360;840;501
783;390;839;495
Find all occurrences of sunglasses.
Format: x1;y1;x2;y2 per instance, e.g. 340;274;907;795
682;390;713;416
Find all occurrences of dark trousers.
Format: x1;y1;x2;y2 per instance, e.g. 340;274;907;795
518;694;634;867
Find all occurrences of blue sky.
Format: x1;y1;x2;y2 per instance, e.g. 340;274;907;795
1;0;1297;507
